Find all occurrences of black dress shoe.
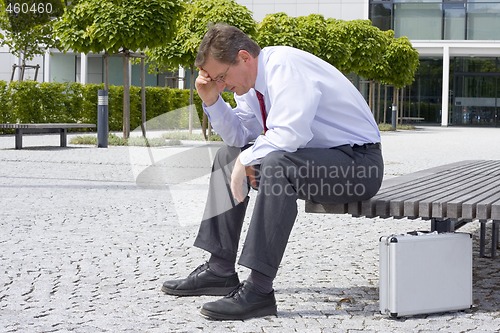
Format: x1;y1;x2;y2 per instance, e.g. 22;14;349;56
200;281;277;320
161;262;240;296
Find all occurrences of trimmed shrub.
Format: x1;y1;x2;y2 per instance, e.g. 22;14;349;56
0;81;194;133
9;81;43;123
0;81;12;124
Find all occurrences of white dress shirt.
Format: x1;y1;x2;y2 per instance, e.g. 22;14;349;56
203;46;381;166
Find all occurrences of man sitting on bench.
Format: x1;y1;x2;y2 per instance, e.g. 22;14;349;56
161;23;384;320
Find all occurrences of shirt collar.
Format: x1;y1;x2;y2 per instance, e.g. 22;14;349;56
254;48;267;95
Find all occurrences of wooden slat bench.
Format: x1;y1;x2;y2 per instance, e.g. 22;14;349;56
305;160;500;258
0;123;96;149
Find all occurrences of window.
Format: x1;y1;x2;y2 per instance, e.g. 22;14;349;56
394;3;442;39
370;3;393;31
443;2;466;39
370;0;500;41
467;2;500;40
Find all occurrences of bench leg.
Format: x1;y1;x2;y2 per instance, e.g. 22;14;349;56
430;218;456;233
480;221;486;258
492;220;499;258
479;220;498;259
497;221;500;250
15;129;23;149
60;129;67;147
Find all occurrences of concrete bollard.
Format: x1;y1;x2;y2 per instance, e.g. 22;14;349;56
391;104;397;130
97;90;109;148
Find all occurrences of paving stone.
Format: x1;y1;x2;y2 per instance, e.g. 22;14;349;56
0;127;499;332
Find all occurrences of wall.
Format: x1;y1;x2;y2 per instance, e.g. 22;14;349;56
50;53;75;82
238;0;368;21
0;46;45;82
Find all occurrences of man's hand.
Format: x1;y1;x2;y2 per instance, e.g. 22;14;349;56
230;156;248;203
195;68;223;107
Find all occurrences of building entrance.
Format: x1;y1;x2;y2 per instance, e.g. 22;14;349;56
452;73;500;127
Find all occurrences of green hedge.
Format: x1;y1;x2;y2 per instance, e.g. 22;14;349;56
0;81;12;124
0;81;197;133
0;80;237;134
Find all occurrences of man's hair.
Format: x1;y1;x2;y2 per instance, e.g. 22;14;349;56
195;23;261;67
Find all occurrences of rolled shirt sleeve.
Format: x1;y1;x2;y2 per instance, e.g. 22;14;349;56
203;95;262;148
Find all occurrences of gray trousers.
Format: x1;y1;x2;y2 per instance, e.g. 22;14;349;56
194;144;384;278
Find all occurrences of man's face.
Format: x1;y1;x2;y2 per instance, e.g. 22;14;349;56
202;51;255;96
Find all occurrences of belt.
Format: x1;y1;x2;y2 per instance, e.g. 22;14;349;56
352;142;381;150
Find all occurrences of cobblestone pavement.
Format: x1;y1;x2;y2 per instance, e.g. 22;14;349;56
1;126;499;332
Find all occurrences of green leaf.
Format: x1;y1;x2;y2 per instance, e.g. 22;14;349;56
147;0;256;72
54;0;184;54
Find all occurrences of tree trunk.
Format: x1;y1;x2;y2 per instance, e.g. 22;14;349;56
123;50;130;139
104;52;109;91
368;80;374;113
399;87;404;125
140;55;146;138
202;113;208;140
189;66;194;135
393;87;399;126
18;52;24;81
376;82;381;124
383;85;388;124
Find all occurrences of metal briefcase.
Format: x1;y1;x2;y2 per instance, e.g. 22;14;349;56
379;232;473;317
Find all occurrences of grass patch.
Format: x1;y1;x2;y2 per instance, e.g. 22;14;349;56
72;124;406;146
70;135;99;145
161;132;223;142
70;133;181;147
378;123;416;131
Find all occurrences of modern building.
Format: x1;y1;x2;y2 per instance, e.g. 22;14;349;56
243;0;500;127
1;0;500;127
0;49;179;88
369;0;500;127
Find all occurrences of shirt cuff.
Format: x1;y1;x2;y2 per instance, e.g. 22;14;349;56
239;148;252;166
239;146;261;166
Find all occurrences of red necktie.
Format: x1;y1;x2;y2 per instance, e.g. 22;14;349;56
256;90;268;133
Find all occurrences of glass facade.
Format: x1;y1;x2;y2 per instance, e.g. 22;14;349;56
407;59;444;124
370;0;500;126
404;57;500;126
467;2;500;39
443;2;466;40
394;2;443;40
372;0;500;41
452;58;500;126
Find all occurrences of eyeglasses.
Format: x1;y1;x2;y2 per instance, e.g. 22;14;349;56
212;63;232;83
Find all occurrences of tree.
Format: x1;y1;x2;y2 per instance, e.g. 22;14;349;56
258;15;388;113
331;18;388;110
322;18;350;69
333;19;388;78
0;2;8;40
381;34;419;89
327;19;392;115
55;0;184;138
380;33;420;124
0;0;64;81
256;15;419;123
146;0;256;138
256;13;305;49
295;14;327;58
257;13;350;70
257;13;353;69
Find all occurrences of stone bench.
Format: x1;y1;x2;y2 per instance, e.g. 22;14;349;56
0;123;96;149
